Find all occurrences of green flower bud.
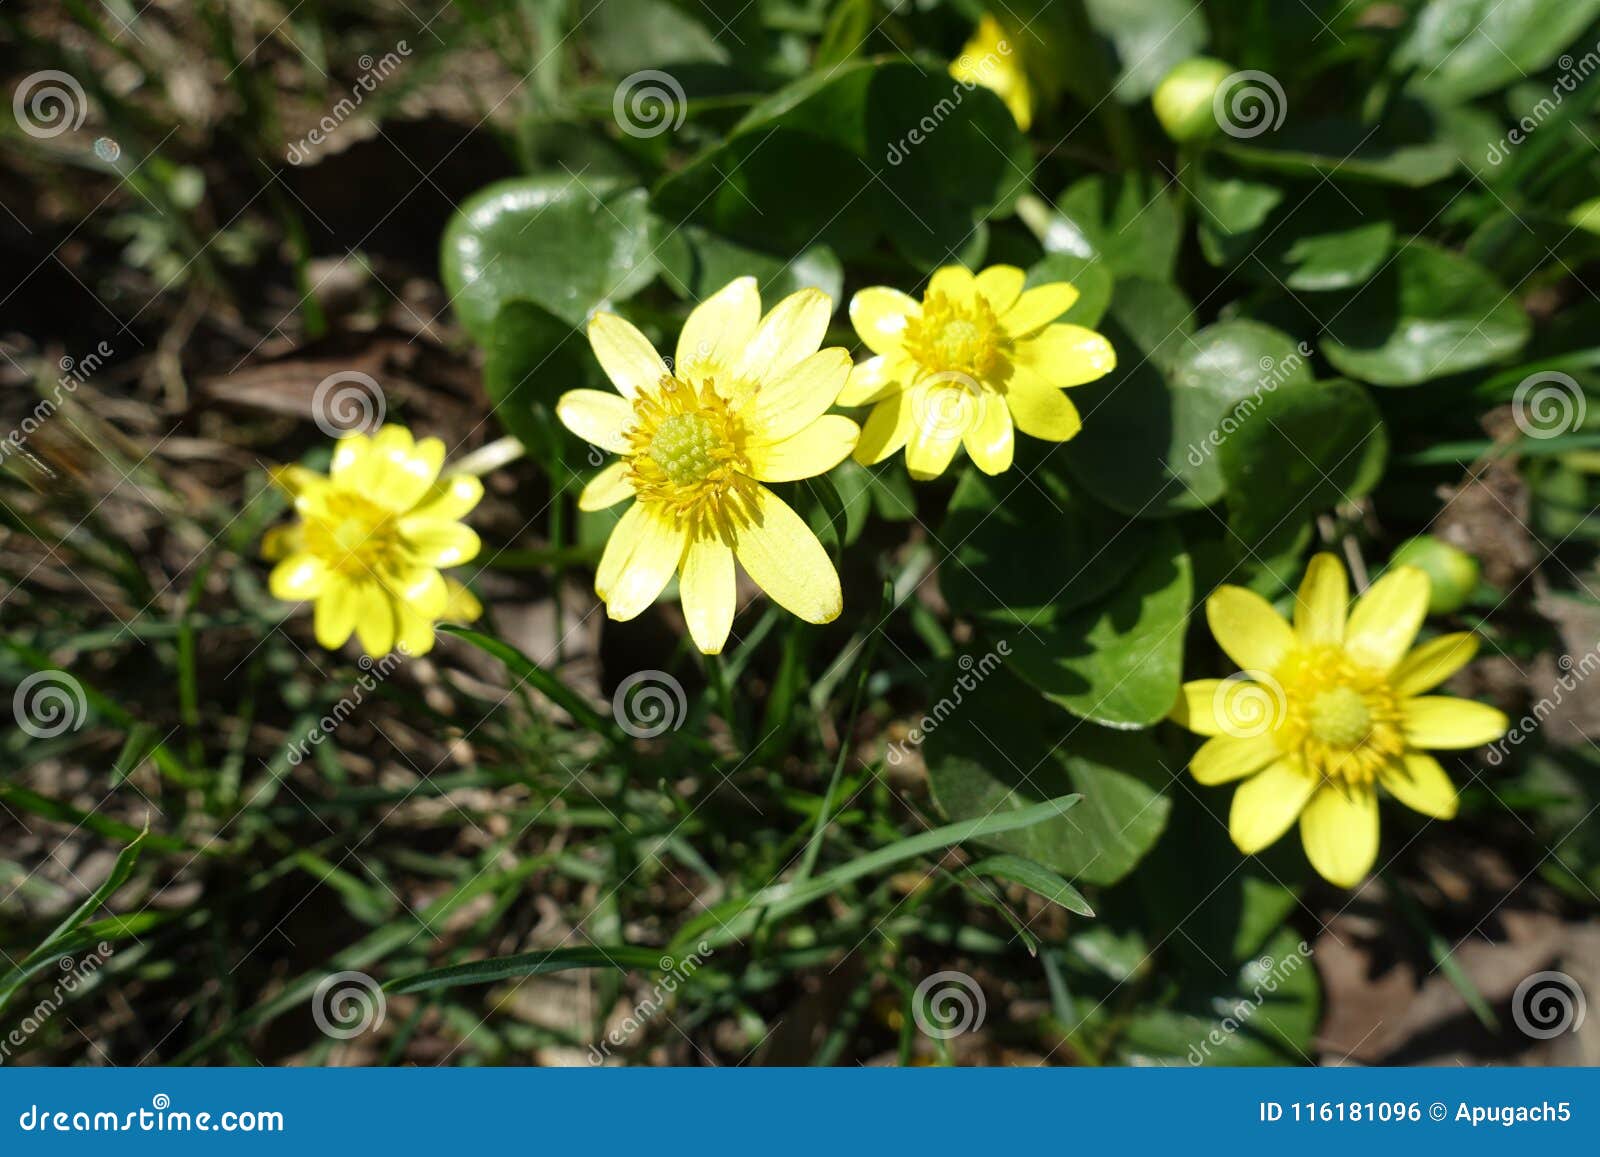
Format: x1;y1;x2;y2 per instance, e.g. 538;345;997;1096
1391;536;1480;614
1152;57;1235;143
1568;196;1600;236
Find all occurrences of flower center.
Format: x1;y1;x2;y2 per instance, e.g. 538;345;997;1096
649;412;723;486
627;376;753;537
1274;645;1405;785
1308;687;1372;749
306;491;402;577
903;291;1007;380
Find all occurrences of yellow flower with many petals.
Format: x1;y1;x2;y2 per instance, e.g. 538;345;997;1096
264;425;484;658
557;278;859;655
951;15;1032;131
841;264;1115;480
1171;553;1509;888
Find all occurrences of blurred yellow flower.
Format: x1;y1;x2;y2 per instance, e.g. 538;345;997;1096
1171;553;1509;888
557;278;859;655
263;425;483;658
951;15;1032;131
842;264;1114;480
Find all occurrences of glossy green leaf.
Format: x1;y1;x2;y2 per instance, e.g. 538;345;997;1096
925;665;1172;884
441;175;656;340
1051;173;1183;280
388;945;666;995
1395;0;1600;104
1319;239;1531;386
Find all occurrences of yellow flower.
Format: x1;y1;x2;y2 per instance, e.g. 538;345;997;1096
263;425;484;658
951;15;1032;131
1171;553;1509;888
557;278;860;655
841;264;1115;480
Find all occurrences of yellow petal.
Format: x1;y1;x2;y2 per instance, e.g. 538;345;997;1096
588;312;668;398
1206;586;1295;673
927;265;978;308
1229;757;1316;854
1294;552;1348;646
1345;564;1430;672
1002;373;1082;441
735;287;832;381
854;393;914;465
677;276;760;380
1391;633;1479;698
1193;732;1281;785
733;486;841;624
905;425;964;481
747;414;859;482
974;265;1026;314
410;474;484;522
314;577;363;650
1171;678;1287;738
1401;696;1508;749
556;389;634;454
578;460;634;511
1001;284;1080;337
1011;324;1116;386
836;352;910;407
962;393;1013;474
355;592;397;658
391;567;449;620
742;347;852;442
849;287;919;355
270;554;327;600
1380;753;1458;820
270;463;323;499
442;577;483;623
395;605;438;657
680;535;736;654
1299;784;1379;888
400;520;480;567
595;501;683;621
366;431;446;511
